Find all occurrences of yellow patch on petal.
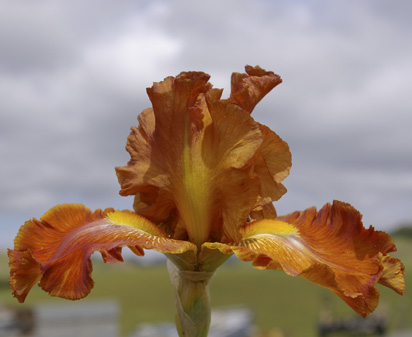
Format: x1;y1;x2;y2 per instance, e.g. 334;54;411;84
241;219;298;237
106;210;167;237
177;119;215;246
8;204;196;302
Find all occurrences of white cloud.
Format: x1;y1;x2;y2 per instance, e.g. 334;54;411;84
80;20;182;98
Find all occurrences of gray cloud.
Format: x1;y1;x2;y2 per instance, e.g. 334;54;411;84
1;0;411;247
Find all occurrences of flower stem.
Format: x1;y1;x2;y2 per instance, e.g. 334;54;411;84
167;260;215;337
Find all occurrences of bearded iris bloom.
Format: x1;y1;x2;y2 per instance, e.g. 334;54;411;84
9;66;404;337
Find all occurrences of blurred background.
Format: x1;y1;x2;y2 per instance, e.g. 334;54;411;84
1;0;411;336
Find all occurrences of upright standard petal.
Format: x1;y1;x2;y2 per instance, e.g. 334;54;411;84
228;65;283;114
8;204;196;302
116;66;291;245
204;201;405;317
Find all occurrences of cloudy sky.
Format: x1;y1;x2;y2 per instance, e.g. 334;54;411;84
1;0;411;248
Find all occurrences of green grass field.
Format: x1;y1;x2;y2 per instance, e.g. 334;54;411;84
1;236;411;337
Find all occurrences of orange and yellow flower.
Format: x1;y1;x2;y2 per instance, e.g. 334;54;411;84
9;66;404;323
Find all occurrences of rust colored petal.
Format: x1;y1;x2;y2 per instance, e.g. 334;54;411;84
204;201;404;317
249;124;291;214
116;66;291;244
8;204;196;302
228;65;282;113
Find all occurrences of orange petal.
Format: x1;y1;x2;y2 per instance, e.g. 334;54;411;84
249;124;291;213
204;201;405;317
8;250;41;303
228;65;282;113
116;66;291;245
8;204;196;302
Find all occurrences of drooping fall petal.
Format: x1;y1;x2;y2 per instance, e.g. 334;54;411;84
203;201;405;317
8;204;196;303
116;66;291;244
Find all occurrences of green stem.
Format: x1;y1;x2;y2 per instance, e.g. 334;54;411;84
167;260;215;337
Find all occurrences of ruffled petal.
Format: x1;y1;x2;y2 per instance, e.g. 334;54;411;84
377;254;405;294
8;204;196;302
204;201;405;317
228;65;282;113
249;124;291;212
116;66;291;244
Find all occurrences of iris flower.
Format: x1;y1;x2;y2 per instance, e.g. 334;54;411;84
9;66;404;337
